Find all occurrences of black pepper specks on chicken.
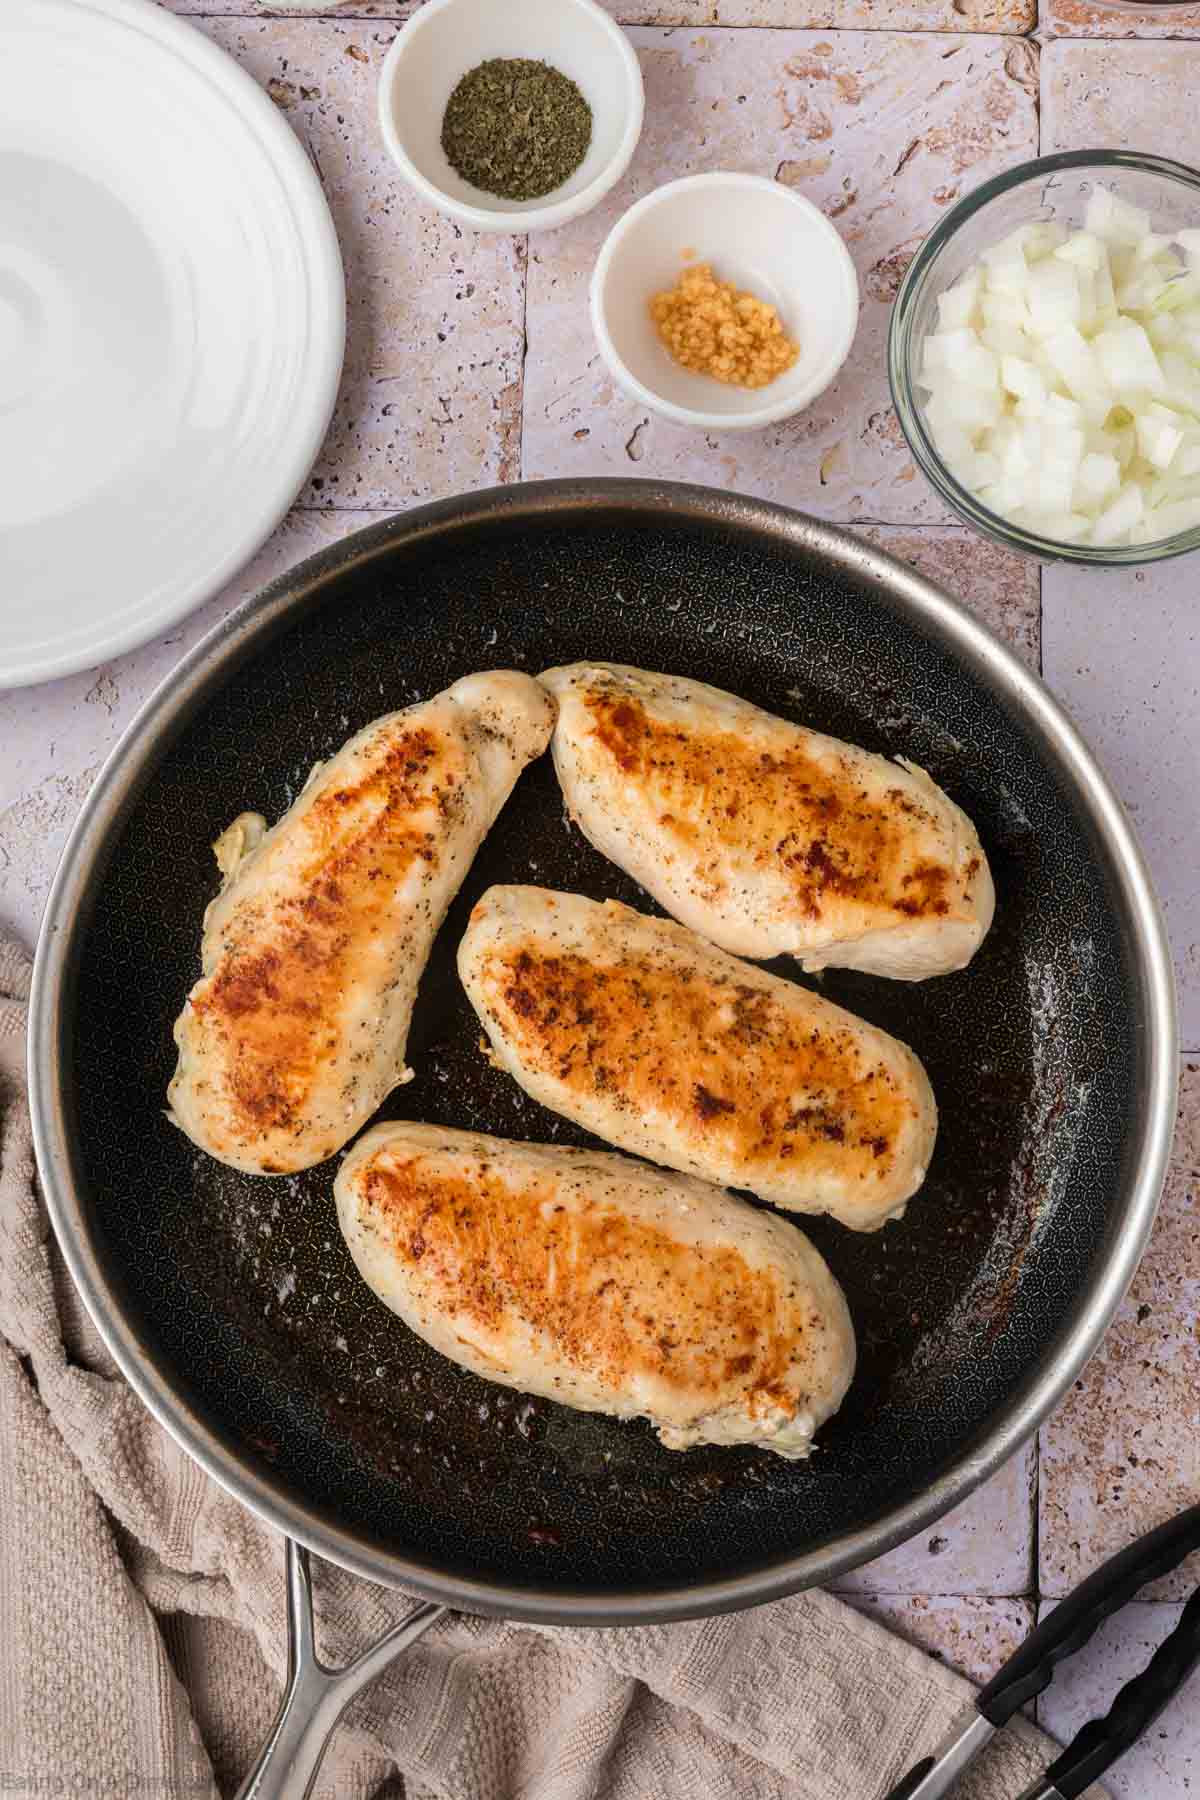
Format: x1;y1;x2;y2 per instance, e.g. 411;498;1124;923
168;673;555;1176
336;1123;856;1458
459;885;938;1232
539;663;995;981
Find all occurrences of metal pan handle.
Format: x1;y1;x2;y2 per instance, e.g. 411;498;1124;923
233;1538;446;1800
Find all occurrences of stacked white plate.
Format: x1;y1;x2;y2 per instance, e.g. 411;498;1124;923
0;0;346;688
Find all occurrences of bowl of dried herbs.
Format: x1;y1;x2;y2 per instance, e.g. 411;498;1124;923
379;0;644;234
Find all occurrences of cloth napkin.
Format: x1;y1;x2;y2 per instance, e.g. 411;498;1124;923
0;934;1102;1800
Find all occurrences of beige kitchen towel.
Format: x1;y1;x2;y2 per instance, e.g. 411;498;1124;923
0;935;1102;1800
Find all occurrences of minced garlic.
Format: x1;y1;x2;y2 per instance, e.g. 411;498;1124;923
649;263;800;390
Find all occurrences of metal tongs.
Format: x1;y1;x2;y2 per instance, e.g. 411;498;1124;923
885;1502;1200;1800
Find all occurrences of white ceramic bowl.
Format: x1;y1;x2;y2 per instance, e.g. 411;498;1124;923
591;172;859;431
378;0;644;234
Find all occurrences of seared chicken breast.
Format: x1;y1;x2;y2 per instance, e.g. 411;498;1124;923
539;663;994;980
169;673;555;1175
336;1122;856;1458
459;887;937;1232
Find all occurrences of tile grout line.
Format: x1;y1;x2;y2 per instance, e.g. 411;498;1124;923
519;233;531;486
184;7;1199;31
1032;19;1043;1700
175;10;1042;30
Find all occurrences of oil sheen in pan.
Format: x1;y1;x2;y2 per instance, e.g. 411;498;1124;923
69;510;1134;1592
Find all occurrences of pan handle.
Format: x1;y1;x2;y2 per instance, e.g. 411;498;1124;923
233;1538;446;1800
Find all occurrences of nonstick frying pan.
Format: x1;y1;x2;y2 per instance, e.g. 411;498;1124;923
29;481;1176;1784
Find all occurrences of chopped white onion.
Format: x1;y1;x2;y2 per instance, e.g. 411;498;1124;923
917;186;1200;547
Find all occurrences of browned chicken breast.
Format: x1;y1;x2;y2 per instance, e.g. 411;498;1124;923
458;887;937;1232
539;663;994;980
168;673;555;1175
336;1122;856;1457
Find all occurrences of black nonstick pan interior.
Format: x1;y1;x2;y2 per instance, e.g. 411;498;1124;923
42;482;1168;1616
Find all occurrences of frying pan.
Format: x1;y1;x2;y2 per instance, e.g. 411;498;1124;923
29;481;1176;1791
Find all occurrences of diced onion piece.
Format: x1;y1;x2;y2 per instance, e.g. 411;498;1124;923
1000;355;1045;405
1134;404;1184;470
981;231;1031;298
1091;483;1144;545
1075;451;1121;507
1109;423;1137;470
933;327;998;391
1045;392;1084;429
1056;231;1105;273
1086;189;1151;245
1133;232;1172;266
1151;274;1200;313
1093;320;1166;396
981;323;1030;358
1115;273;1167;313
918;186;1200;545
1025;222;1069;261
1075;267;1098;336
1026;260;1082;337
1141;496;1200;539
1043;325;1111;422
1038;511;1090;541
937;272;981;330
1159;348;1200;415
1092;255;1119;329
981;291;1030;329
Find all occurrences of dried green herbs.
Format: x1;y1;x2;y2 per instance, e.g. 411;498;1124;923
441;58;592;203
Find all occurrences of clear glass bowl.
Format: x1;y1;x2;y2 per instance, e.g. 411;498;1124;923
888;150;1200;565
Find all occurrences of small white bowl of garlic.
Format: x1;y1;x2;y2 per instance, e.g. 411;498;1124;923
591;172;860;432
890;150;1200;564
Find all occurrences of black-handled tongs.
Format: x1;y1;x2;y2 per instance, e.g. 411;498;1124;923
884;1502;1200;1800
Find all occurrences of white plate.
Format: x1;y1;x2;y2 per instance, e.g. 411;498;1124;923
0;0;345;689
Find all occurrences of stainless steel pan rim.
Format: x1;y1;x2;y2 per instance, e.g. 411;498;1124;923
28;477;1179;1626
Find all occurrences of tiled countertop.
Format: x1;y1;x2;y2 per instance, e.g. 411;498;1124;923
3;2;1198;1793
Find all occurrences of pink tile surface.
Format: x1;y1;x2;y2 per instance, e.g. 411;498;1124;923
833;1447;1036;1596
522;28;1039;521
194;17;526;511
846;1594;1037;1685
1042;37;1200;153
855;526;1041;667
0;511;381;954
1041;563;1200;1048
1039;1066;1200;1599
1039;0;1200;37
1036;1602;1200;1800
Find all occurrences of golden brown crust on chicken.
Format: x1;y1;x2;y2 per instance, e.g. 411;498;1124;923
539;663;994;979
189;728;449;1149
458;887;937;1231
168;673;555;1175
336;1123;855;1456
